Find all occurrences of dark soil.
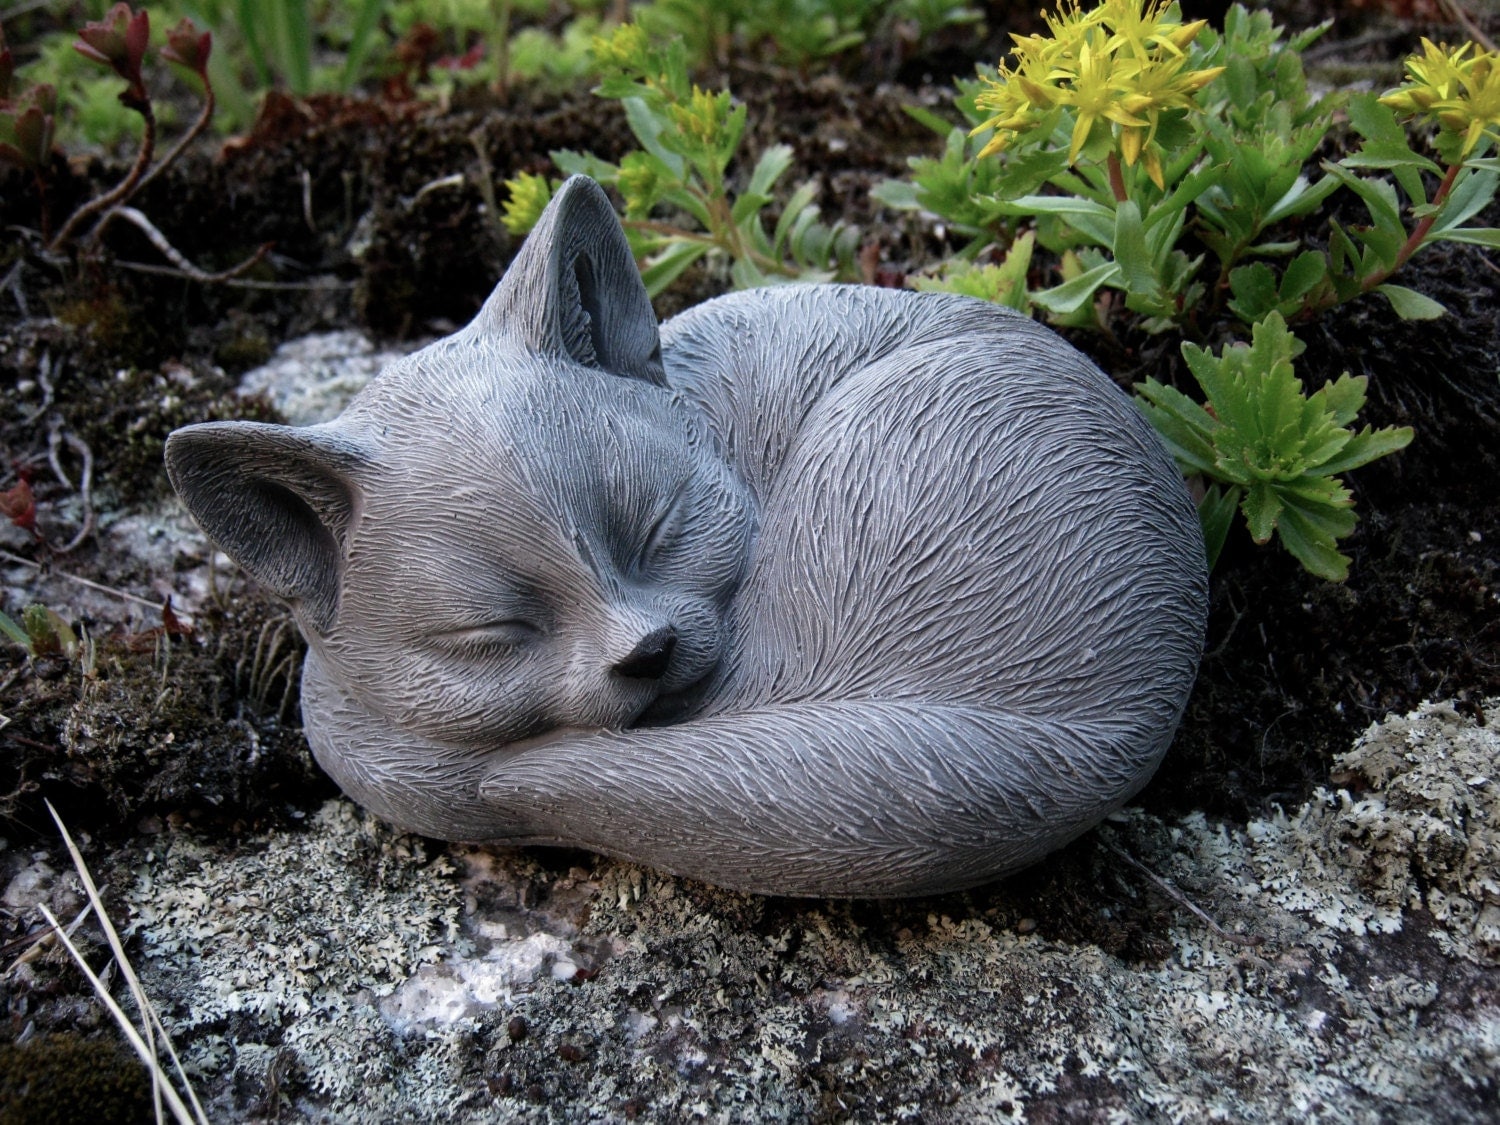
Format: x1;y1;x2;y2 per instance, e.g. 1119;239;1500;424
0;0;1497;1050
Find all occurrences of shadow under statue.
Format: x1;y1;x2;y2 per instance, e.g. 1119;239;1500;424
166;175;1208;897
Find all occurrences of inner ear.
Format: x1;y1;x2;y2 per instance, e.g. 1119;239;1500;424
561;250;603;369
165;421;369;633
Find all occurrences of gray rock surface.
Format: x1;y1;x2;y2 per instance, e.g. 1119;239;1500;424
112;697;1498;1122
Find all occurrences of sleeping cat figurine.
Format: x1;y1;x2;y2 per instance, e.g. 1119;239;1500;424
166;175;1207;898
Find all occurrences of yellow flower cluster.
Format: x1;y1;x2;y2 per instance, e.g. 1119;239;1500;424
1380;38;1500;159
971;0;1222;188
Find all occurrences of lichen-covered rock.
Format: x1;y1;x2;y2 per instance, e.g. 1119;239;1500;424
111;699;1499;1122
1249;699;1500;960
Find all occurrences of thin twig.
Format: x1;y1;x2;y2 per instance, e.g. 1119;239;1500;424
3;902;92;974
0;260;26;317
109;207;272;283
1098;832;1265;948
39;904;198;1125
45;428;95;555
132;86;216;198
0;547;164;609
1438;0;1498;54
110;259;350;291
46;802;209;1124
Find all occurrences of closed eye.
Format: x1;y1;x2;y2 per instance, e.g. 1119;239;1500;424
639;486;687;570
439;620;541;650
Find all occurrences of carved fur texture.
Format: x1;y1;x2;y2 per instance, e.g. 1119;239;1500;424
166;176;1208;897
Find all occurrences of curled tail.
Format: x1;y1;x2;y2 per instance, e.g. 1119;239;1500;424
478;700;1166;897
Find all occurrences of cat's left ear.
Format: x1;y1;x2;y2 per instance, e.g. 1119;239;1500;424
476;175;665;386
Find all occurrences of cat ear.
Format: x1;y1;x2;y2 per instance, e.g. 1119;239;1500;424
477;175;665;386
164;421;370;633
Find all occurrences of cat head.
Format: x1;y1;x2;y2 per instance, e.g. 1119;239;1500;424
166;177;755;748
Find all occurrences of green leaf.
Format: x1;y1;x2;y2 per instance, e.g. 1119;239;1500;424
772;182;821;258
1278;250;1327;303
989;194;1115;247
1346;93;1430;155
1432;226;1500;248
0;610;32;653
901;104;957;136
1228;263;1278;321
1374;284;1447;320
870;179;920;210
1319;424;1414;474
638;240;710;297
1430;169;1500;237
1030;261;1120;316
1111;201;1161;301
1315;372;1370;429
1321;162;1403;234
743;145;793;200
1242;483;1283;545
1275;495;1357;581
623;97;687;180
1262;172;1341;225
1198;484;1241;571
551;149;621;183
1135;379;1219;475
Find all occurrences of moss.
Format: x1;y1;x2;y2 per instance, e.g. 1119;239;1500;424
108;700;1500;1121
0;1033;150;1125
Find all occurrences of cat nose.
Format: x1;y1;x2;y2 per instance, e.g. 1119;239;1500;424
612;626;677;681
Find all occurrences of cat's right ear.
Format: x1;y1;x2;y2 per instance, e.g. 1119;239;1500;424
165;421;370;633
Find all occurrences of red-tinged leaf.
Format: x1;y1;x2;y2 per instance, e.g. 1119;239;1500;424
12;105;55;168
161;19;212;79
0;479;36;533
161;599;193;636
437;42;486;71
1;45;14;102
75;3;149;106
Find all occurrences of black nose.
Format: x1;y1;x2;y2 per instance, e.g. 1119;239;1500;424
612;626;677;681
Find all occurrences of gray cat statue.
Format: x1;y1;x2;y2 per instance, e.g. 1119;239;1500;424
166;175;1208;897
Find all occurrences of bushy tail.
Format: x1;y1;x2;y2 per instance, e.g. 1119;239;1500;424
478;700;1167;897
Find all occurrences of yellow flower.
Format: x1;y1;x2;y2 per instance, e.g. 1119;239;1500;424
1380;38;1500;158
970;0;1221;186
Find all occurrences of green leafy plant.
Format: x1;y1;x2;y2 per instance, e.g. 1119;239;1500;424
0;605;81;661
880;2;1498;335
632;0;864;72
504;23;860;295
1228;41;1500;324
2;4;229;260
911;230;1034;310
1136;312;1413;580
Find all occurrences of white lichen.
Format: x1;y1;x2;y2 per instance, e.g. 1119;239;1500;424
118;700;1500;1122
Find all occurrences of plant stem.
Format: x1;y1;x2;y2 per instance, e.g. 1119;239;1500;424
46;103;157;251
1106;152;1128;204
1378;160;1461;282
134;82;215;198
1298;161;1465;320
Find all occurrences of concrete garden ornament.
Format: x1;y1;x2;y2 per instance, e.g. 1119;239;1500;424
166;176;1208;897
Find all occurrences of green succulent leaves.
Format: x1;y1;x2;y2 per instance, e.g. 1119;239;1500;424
1136;312;1412;581
502;24;858;296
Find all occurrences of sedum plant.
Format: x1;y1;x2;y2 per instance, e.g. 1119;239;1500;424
1135;313;1413;581
881;2;1499;334
502;23;859;295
